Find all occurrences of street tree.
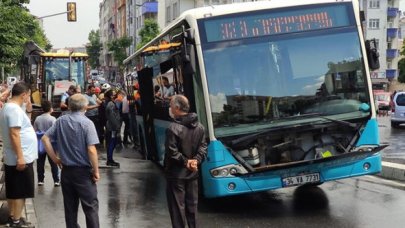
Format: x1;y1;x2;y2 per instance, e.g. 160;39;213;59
0;0;51;74
86;29;102;69
136;19;160;50
108;36;132;70
398;39;405;83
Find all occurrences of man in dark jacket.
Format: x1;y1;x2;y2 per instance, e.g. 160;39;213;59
164;95;207;228
105;89;122;167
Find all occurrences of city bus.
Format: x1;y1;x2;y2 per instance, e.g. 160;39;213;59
123;0;385;198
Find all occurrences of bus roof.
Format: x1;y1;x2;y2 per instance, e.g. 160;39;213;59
124;0;354;64
40;52;89;58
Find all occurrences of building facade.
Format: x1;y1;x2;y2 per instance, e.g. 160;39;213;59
126;0;158;56
361;0;401;90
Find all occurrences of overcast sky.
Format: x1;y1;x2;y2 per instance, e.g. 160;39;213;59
27;0;405;49
27;0;102;49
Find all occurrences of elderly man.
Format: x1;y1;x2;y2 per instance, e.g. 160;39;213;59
42;94;100;228
164;95;207;228
0;82;37;227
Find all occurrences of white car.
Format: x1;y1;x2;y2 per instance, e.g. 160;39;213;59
390;91;405;128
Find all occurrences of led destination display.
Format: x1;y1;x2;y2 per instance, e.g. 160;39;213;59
202;4;352;42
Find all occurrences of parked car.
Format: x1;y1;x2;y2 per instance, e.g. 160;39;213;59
373;91;390;116
390;91;405;128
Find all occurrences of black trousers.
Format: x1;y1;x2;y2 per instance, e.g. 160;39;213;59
166;178;199;228
122;113;131;143
61;167;99;228
37;153;59;183
87;115;102;144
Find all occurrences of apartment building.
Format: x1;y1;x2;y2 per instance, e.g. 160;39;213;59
127;0;158;56
361;0;401;90
99;0;113;68
158;0;256;31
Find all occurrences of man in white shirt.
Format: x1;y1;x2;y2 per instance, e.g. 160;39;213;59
0;82;37;227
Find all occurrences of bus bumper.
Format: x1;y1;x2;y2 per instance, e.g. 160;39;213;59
202;153;381;198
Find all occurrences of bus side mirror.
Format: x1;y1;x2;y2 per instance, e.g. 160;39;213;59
184;29;195;43
365;39;380;70
183;44;196;75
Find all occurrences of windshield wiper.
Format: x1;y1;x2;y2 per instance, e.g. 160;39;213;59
317;116;357;128
279;113;357;128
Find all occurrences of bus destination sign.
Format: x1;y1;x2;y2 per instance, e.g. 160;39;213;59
202;4;351;42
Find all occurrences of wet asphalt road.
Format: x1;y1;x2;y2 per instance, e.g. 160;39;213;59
378;115;405;161
34;117;405;228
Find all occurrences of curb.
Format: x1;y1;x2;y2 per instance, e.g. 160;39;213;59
378;161;405;181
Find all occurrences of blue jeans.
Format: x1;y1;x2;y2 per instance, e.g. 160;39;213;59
105;130;117;161
37;153;60;183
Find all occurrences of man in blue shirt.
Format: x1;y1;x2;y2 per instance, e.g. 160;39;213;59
60;85;77;111
84;85;101;143
42;94;100;228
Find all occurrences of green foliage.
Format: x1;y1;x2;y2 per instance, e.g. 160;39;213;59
136;19;160;50
0;0;51;73
108;36;132;69
398;58;405;83
398;39;405;83
86;30;102;69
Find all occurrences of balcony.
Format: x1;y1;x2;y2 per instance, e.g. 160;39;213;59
386;69;397;79
141;2;158;15
387;28;398;38
387;7;399;17
386;49;399;59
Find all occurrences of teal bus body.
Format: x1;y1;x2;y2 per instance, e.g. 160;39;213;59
201;119;381;198
126;0;383;198
139;117;381;198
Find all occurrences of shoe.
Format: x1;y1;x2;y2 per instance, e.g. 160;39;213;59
38;182;44;186
5;216;14;227
106;160;120;167
54;182;60;187
9;218;30;227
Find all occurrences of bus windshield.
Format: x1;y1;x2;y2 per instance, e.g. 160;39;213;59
200;3;370;136
44;58;85;88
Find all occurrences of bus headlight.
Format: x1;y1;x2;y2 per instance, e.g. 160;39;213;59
210;164;248;178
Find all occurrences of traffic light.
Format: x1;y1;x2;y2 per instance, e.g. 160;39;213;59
67;2;77;22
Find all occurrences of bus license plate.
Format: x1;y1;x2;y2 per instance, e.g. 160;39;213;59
282;173;320;187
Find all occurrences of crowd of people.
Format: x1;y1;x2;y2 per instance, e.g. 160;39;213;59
58;83;138;168
0;80;207;228
0;81;138;227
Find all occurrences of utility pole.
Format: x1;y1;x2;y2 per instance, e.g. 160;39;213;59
37;2;77;21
